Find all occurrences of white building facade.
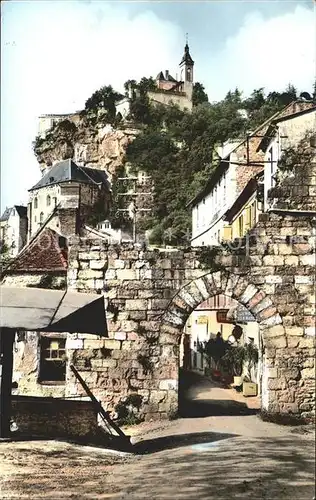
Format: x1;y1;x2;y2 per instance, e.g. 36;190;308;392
0;206;28;257
190;144;239;246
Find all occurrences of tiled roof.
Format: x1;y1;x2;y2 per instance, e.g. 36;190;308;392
6;228;67;273
14;205;27;218
29;159;110;191
0;208;11;222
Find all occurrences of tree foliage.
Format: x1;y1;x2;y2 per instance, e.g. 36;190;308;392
192;82;209;106
78;77;313;245
85;85;124;122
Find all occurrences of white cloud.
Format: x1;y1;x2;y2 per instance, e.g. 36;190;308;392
1;2;314;211
1;1;182;210
205;5;315;101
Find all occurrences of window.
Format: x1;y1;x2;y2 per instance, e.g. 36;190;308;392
250;201;257;227
34;215;37;223
53;197;57;207
46;195;51;207
39;212;44;224
34;197;38;209
39;336;66;383
238;215;244;236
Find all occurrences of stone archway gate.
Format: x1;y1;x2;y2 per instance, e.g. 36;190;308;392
66;211;315;422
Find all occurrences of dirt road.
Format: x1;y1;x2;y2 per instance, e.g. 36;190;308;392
1;372;315;499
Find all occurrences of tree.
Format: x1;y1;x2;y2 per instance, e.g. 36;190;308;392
192;82;209;106
85;85;124;122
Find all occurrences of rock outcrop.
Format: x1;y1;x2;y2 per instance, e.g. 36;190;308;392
34;114;142;177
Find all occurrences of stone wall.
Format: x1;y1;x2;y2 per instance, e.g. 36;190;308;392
62;210;315;422
11;395;98;438
147;90;192;111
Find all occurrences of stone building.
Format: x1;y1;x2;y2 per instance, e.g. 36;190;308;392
116;42;195;118
190;100;316;247
0;205;28;258
259;106;316;209
6;138;316;423
27;158;111;240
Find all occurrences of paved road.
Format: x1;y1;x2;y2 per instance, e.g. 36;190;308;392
0;372;315;499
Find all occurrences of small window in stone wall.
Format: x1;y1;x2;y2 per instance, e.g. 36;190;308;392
34;198;38;209
47;195;51;207
38;335;66;384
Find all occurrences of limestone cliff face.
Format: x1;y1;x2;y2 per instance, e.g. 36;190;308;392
34;114;141;177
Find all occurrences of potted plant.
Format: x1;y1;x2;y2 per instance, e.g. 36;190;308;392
221;345;246;386
200;337;226;380
243;341;259;396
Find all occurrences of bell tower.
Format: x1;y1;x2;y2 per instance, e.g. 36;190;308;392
179;34;194;84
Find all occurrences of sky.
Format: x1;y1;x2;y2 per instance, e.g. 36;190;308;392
1;0;315;211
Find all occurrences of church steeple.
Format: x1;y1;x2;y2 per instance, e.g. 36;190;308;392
179;35;194;83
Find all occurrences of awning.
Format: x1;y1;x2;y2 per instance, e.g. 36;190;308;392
0;286;108;336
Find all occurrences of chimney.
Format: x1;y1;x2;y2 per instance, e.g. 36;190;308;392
165;70;169;80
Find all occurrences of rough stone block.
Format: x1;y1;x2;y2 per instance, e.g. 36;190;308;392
83;339;104;349
264;325;285;338
114;259;125;269
194;277;211;301
139;320;160;332
257;306;277;321
66;338;84;349
299;254;315;266
125;299;148;310
105;269;117;280
295;275;314;285
159;379;177;390
102;359;117;368
114;332;127;341
150;299;170;310
163;311;185;327
224;274;240;297
267;368;278;378
263;255;284;266
251;296;273;315
103;339;121;350
304;327;316;336
265;275;282;284
238;284;258;305
260;313;282;329
90;260;107;270
178;287;199;309
116;269;138;280
301;368;315;379
285;327;304;337
265;336;287;349
78;269;104;280
78;251;100;260
284;256;299;266
268;378;287;390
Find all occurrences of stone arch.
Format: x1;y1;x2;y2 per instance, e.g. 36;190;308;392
159;270;285;414
161;270;283;337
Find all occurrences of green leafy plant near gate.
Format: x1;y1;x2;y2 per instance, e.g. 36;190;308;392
115;393;143;425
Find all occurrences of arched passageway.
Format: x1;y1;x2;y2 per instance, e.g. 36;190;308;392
159;270;284;417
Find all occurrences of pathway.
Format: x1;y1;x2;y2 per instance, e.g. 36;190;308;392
0;372;314;499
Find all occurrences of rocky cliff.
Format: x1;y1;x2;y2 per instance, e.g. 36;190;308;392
33;113;142;177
